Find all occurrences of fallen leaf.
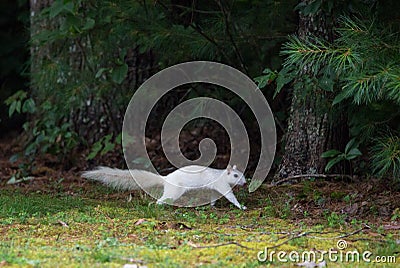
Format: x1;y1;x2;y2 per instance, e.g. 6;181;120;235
383;224;400;230
134;219;146;225
297;260;326;268
187;241;199;248
57;220;69;227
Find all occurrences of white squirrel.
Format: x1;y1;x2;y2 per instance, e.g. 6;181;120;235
82;165;247;210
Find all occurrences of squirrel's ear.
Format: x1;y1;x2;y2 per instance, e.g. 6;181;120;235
233;165;237;170
227;165;232;174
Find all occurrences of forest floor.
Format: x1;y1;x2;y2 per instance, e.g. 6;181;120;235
0;135;399;267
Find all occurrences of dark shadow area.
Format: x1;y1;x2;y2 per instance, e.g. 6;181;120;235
0;1;29;138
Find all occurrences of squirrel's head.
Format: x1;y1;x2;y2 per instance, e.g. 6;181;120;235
226;165;246;186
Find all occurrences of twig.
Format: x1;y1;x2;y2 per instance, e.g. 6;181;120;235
266;231;311;250
337;225;370;239
156;0;231;62
191;241;254;250
193;226;380;252
267;226;370;250
349;238;387;243
216;0;249;74
272;173;355;185
306;226;370;240
163;3;221;14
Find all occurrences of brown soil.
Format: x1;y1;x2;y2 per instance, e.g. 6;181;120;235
1;134;399;227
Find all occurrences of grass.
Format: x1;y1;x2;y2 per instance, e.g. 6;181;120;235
0;186;399;267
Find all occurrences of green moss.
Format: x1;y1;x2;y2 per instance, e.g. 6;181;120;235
0;189;399;267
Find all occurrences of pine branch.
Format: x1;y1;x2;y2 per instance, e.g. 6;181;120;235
216;0;249;74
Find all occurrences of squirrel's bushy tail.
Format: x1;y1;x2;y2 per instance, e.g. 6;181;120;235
82;167;164;190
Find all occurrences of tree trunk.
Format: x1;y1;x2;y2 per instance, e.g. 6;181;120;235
30;0;52;79
30;1;156;147
275;1;347;179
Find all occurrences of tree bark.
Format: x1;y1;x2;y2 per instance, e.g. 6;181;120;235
275;1;348;179
30;1;156;147
30;0;52;78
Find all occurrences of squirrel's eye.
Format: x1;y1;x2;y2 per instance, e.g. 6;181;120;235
234;174;239;178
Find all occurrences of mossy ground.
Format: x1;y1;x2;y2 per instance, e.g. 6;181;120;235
0;180;399;267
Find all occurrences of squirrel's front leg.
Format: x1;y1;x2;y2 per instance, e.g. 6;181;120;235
215;184;246;210
224;191;246;210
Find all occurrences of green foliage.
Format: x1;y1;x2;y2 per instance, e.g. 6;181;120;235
254;68;277;89
371;133;400;179
265;6;400;179
324;211;346;228
262;194;293;219
87;133;121;160
24;120;79;157
277;15;400;106
391;208;400;221
5;90;36;117
322;138;362;172
26;0;297;160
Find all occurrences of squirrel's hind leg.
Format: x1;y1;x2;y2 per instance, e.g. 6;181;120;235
157;184;185;205
210;191;220;207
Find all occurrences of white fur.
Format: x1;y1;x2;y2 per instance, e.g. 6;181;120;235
82;165;246;209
